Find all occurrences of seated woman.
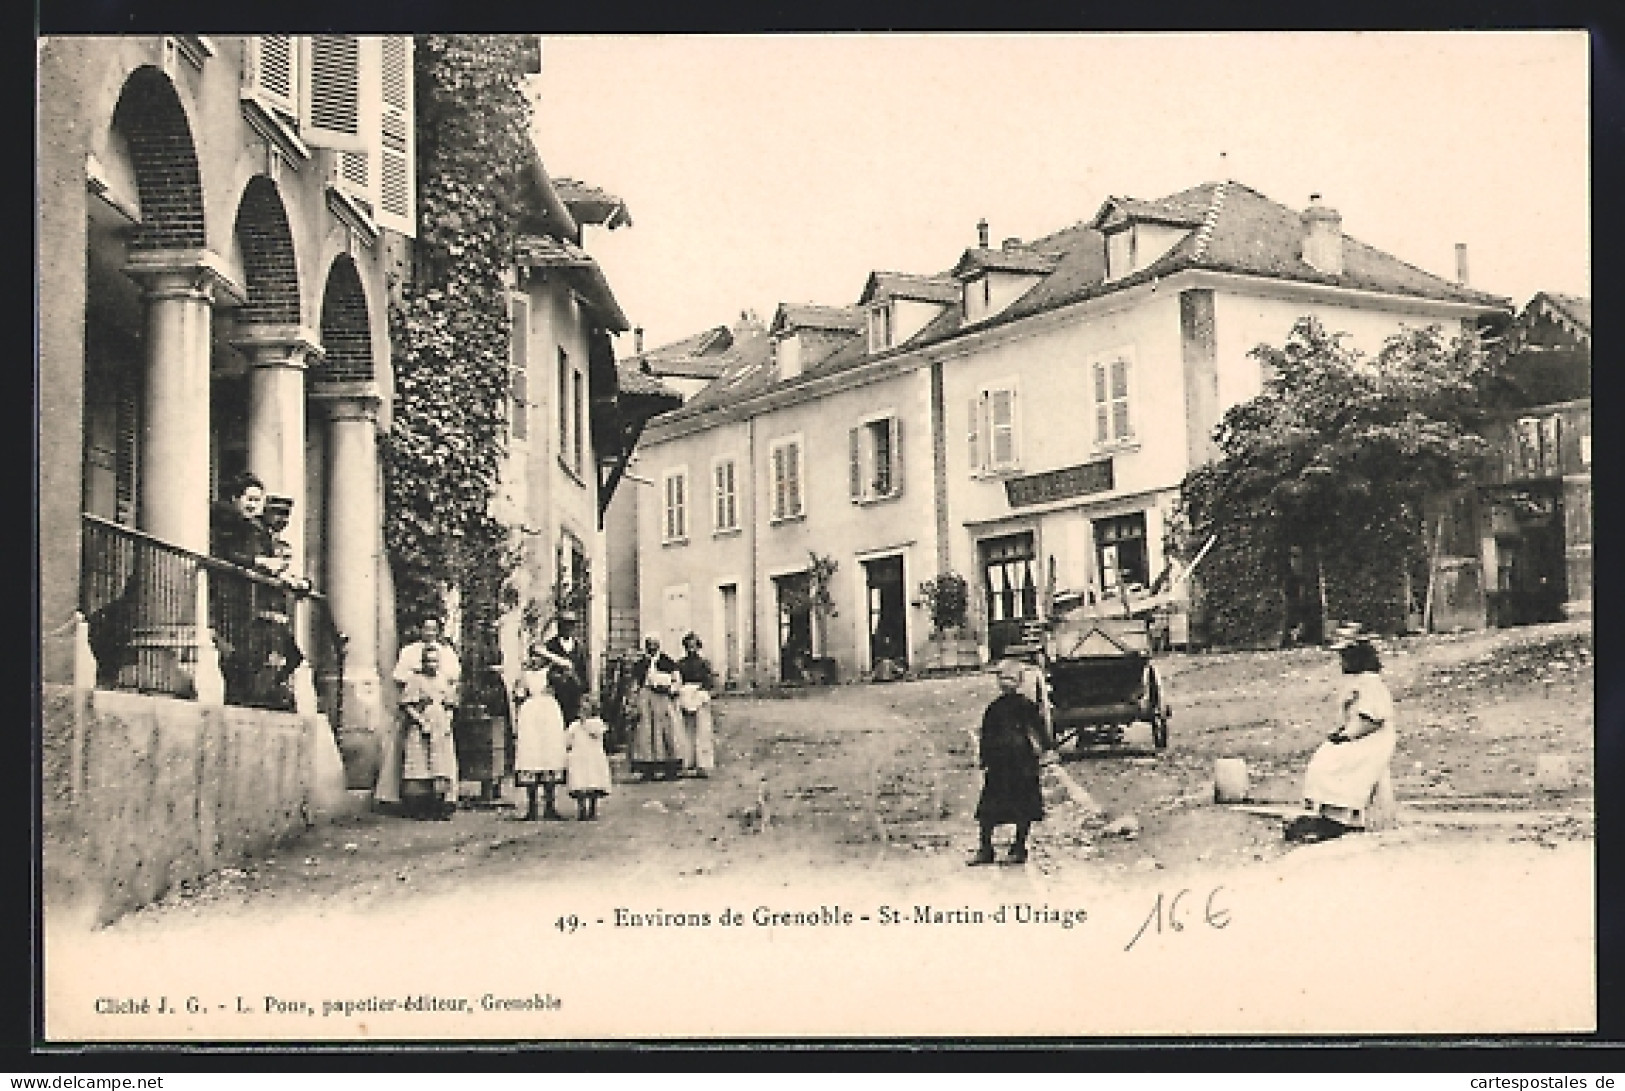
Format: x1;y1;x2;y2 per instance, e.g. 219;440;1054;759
1287;625;1398;843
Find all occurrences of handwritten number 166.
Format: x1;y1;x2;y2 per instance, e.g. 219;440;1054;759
1125;888;1230;951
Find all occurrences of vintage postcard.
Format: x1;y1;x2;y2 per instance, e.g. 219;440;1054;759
37;31;1593;1042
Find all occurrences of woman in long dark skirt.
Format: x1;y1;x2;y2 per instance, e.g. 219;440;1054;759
969;659;1053;866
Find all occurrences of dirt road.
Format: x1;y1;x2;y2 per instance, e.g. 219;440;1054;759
44;620;1595;1038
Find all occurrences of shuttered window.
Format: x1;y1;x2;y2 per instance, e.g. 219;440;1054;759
968;383;1020;474
571;368;585;474
771;439;803;521
1092;352;1133;444
850;415;904;501
558;348;571;464
714;459;738;531
663;469;688;542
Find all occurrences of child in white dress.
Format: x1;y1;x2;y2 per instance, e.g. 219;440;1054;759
565;694;614;821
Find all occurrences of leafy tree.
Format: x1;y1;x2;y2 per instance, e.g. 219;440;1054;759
1177;317;1490;646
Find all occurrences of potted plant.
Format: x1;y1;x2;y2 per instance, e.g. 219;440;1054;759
919;572;980;671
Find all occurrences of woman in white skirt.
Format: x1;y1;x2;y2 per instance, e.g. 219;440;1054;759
675;632;717;777
512;647;569;820
1287;624;1398;843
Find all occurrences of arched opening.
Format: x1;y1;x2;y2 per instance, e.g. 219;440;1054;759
83;66;208;530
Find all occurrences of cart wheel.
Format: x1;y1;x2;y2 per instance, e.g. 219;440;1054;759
1151;710;1169;750
1146;665;1169;749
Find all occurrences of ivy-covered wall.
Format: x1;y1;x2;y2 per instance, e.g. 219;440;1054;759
383;35;535;664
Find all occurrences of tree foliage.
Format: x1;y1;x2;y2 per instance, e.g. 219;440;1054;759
1177;317;1490;646
382;35;534;633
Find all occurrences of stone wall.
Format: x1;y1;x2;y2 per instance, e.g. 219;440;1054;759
42;684;317;925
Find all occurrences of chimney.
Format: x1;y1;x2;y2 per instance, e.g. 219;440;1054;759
977;219;989;249
1301;194;1344;276
634;327;644;355
1002;237;1023;251
1455;243;1470;286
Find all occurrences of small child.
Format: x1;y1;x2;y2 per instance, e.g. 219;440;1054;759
564;694;614;821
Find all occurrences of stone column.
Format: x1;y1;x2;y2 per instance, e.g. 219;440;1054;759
125;250;244;552
312;383;387;790
123;250;244;695
234;325;323;576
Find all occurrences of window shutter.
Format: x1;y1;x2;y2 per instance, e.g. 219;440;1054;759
675;474;685;538
558;348;570;459
1110;358;1130;439
245;36;298;118
115;367;141;527
714;464;726;529
375;36;416;236
787;444;803;516
771;447;785;520
967;397;982;474
301;36;372;153
849;427;862;500
727;463;737;528
572;369;585;472
889;415;903;497
509;295;529;441
1093;362;1109;444
990;388;1015;467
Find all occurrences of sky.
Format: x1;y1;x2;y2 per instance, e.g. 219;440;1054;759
529;32;1590;356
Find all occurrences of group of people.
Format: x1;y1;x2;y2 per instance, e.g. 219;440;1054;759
389;612;612;822
209;471;309;710
623;631;717;781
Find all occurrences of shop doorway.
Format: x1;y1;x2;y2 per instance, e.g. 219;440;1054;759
774;572;813;683
980;532;1037;660
864;555;908;670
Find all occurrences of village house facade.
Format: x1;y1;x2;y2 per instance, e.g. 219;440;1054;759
630;182;1513;683
486;160;678;717
39;35;417;913
1428;292;1592;632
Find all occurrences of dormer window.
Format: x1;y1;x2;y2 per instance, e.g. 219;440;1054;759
1106;226;1135;281
868;303;894;353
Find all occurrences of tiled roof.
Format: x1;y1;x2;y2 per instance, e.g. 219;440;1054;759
1092;187;1213;229
951;246;1058;278
615;360;682;403
514;233;594;268
649;180;1513;431
513;233;630;332
770;303;864;335
652;323;780;418
860;271;960;306
551;177;632;229
1535;292;1591;337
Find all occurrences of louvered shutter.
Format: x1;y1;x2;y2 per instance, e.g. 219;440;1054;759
787;444;802;516
889;415;903;497
1110;358;1130;439
1093;362;1109;443
990;389;1015;468
967;397;982;475
849;427;862;500
115;368;141;527
510;295;530;441
374;36;416;236
246;36;298;118
771;447;785;519
301;35;371;154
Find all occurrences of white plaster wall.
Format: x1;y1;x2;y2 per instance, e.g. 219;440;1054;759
944;289;1188;536
1212;290;1479;412
893;298;946;346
